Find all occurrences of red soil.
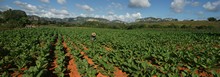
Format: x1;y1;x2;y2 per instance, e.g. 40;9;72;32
104;46;112;51
81;44;89;51
77;44;108;77
217;69;220;73
177;66;190;77
195;70;213;77
103;46;127;77
177;66;190;72
49;58;58;70
152;75;157;77
114;67;127;77
20;67;27;71
74;42;127;77
80;51;108;77
11;66;28;77
80;51;94;65
48;36;58;71
97;73;108;77
11;71;22;77
94;65;98;69
68;59;81;77
63;40;81;77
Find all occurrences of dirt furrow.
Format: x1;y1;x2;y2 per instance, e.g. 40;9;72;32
47;34;58;77
62;38;81;77
72;42;108;77
103;46;128;77
114;67;127;77
103;45;112;51
11;71;22;77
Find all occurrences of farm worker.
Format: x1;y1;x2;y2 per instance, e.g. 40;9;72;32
91;32;96;41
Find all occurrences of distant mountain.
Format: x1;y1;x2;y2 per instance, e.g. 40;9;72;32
28;16;110;23
28;15;40;21
136;17;178;22
28;15;179;24
111;20;125;23
73;16;110;23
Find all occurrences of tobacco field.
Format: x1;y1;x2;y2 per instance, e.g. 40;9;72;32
0;27;220;77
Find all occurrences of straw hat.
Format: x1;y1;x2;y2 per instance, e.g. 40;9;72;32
91;32;96;36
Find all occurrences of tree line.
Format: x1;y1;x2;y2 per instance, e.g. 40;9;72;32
0;9;29;28
0;9;219;29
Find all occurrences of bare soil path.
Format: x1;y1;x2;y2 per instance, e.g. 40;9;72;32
47;34;58;77
62;38;81;77
103;46;127;77
72;42;108;77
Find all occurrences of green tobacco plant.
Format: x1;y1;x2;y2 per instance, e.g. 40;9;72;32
1;27;220;76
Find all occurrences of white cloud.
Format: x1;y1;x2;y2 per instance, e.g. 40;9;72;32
57;0;66;4
129;0;151;8
131;12;142;18
50;8;69;15
79;13;87;17
13;1;72;18
108;2;123;9
191;1;199;6
108;11;114;15
14;1;38;12
203;0;220;12
117;12;142;22
171;0;186;13
105;12;142;22
40;0;49;3
197;11;204;16
12;0;73;18
0;5;12;11
38;9;71;18
76;4;94;12
79;12;142;22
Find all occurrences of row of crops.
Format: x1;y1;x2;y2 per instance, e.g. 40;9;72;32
0;27;220;77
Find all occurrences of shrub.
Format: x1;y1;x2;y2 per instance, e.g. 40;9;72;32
207;17;217;21
180;25;192;29
166;23;179;28
148;24;162;28
195;25;214;29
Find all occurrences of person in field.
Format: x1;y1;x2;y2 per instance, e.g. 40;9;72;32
91;32;96;42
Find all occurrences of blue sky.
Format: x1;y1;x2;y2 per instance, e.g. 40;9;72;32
0;0;220;22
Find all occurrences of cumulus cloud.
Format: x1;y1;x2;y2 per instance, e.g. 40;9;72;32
171;0;186;13
76;4;94;12
37;9;71;18
40;0;49;3
79;13;87;17
100;12;142;22
129;0;151;8
14;1;38;12
57;0;66;4
203;0;220;12
113;12;142;22
108;2;123;9
191;1;199;6
196;11;204;16
50;9;69;15
13;1;71;18
108;11;114;15
0;5;12;11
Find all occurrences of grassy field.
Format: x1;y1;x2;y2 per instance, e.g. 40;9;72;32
141;21;220;28
0;27;220;77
